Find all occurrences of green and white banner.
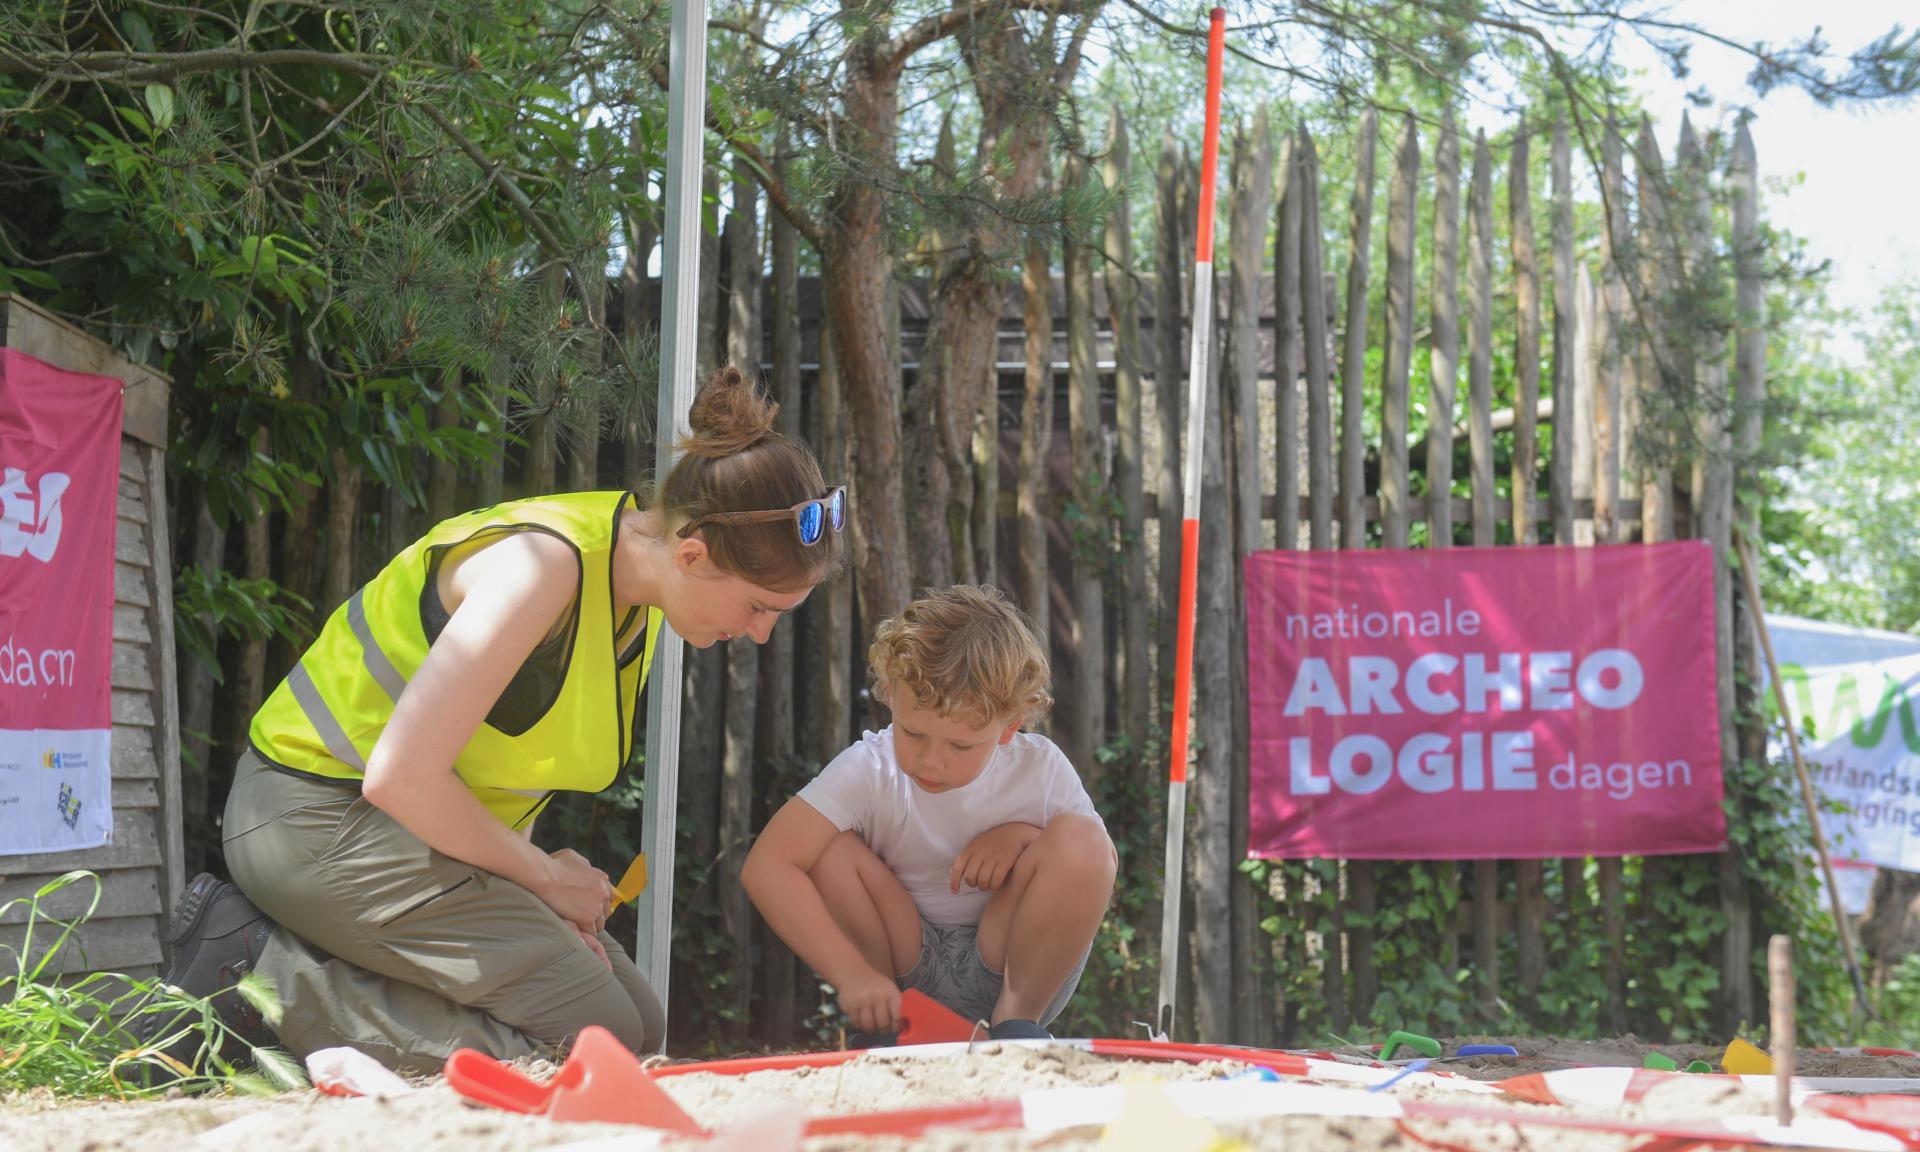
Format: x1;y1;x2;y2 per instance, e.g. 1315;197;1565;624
1767;614;1920;911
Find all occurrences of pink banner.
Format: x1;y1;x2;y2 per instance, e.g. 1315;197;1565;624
1246;543;1725;860
0;348;123;852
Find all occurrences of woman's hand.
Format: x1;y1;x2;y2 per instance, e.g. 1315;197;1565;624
575;924;612;969
837;965;901;1034
537;848;615;934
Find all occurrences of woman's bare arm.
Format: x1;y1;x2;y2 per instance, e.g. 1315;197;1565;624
360;532;612;931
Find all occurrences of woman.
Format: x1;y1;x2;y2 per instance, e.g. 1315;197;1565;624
153;367;843;1072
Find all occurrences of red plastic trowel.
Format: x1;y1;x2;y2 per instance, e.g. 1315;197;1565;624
893;988;979;1046
445;1025;703;1132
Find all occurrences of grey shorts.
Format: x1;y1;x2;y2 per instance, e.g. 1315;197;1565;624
897;920;1088;1028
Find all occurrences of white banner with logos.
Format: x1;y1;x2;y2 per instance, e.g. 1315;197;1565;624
0;729;111;852
1766;614;1920;914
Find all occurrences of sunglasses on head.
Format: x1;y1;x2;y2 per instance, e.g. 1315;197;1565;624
677;486;846;546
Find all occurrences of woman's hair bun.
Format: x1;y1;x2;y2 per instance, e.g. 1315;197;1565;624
684;365;779;458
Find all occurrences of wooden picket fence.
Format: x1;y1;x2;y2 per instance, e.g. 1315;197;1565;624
520;90;1776;1046
710;109;1763;1043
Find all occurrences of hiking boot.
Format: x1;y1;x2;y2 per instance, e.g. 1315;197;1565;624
135;873;279;1068
986;1018;1052;1041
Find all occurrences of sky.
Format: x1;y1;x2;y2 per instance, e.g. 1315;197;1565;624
1565;2;1917;361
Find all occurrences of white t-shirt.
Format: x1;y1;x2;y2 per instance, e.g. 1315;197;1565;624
797;726;1103;926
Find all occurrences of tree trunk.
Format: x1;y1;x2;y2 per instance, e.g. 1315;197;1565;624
971;379;1000;589
1065;158;1105;784
941;12;1082;591
1863;870;1920;982
823;37;913;639
1105;108;1149;753
1154;133;1186;665
1016;228;1053;658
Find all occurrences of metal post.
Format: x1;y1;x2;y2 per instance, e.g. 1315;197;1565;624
635;0;708;1041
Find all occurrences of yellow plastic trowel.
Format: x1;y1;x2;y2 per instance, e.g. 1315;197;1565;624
610;853;648;909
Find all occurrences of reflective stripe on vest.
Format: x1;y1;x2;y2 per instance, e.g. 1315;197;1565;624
346;589;408;700
286;661;366;771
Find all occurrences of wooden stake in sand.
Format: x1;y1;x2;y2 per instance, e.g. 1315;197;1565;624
1769;934;1795;1128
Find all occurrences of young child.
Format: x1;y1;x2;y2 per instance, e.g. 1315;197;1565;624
743;584;1116;1042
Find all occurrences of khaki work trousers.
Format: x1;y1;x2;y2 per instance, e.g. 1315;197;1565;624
222;750;664;1074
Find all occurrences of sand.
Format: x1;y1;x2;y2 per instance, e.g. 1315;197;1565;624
1;1038;1913;1151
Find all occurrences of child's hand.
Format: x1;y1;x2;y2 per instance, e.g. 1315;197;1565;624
949;823;1043;894
838;966;901;1033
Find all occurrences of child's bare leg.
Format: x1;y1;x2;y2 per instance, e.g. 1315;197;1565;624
807;831;924;979
976;815;1116;1025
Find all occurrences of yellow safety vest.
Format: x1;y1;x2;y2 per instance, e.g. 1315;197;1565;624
248;491;662;829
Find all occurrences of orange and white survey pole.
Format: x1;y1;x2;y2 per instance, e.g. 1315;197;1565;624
1157;6;1227;1041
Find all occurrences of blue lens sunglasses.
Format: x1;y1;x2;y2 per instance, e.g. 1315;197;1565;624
677;486;845;546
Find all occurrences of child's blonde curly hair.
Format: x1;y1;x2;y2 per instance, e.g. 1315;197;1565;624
868;585;1053;728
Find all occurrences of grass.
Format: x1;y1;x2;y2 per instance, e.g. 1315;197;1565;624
0;870;306;1099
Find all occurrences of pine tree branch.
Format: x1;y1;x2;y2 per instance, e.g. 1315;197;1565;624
0;46;390;81
888;0;1071;75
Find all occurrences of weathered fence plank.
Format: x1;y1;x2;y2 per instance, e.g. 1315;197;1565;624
1382;114;1419;551
1427;110;1461;550
1274;128;1302;552
1339;110;1377;549
1465;131;1500;1016
1019;224;1054;658
1635;117;1676;545
1511;119;1542;547
1227;115;1275;1044
1106;109;1151;751
1066;153;1107;783
1194;272;1236;1041
1298;129;1334;552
